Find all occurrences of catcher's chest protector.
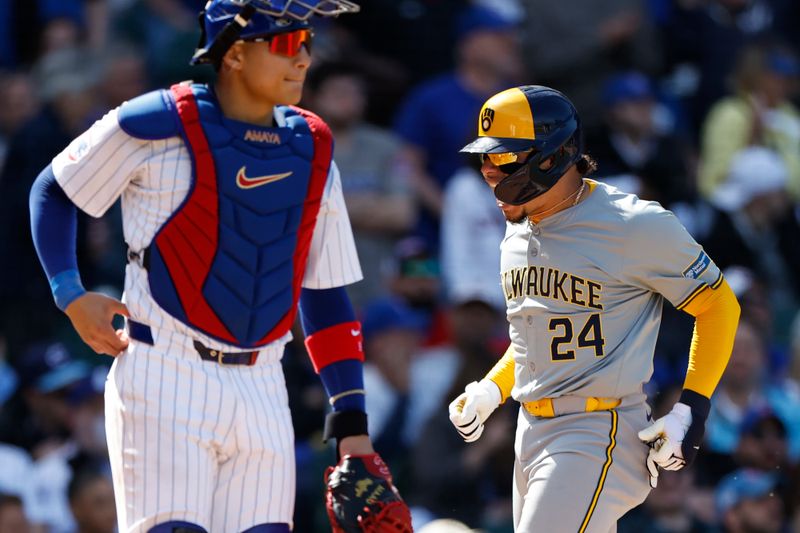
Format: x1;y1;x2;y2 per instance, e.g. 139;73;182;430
118;83;332;347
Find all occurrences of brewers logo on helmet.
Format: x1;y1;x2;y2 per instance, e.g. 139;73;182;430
461;85;583;206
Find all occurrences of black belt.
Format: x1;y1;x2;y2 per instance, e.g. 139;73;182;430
127;320;259;366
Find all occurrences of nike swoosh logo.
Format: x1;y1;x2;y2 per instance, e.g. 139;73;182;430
350;329;361;337
236;167;292;189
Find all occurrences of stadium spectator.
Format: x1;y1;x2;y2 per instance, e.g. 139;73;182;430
440;159;507;312
673;146;800;318
704;320;800;467
67;467;116;533
715;469;786;533
111;0;199;86
663;0;790;130
0;47;104;354
361;296;430;468
0;493;31;533
334;0;469;83
410;335;514;530
392;5;521;249
734;408;790;474
1;341;106;532
387;237;450;348
618;468;713;533
305;62;414;310
698;43;800;202
519;0;661;137
0;71;39;172
591;71;693;205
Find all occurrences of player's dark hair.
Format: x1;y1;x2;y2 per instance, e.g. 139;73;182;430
305;61;364;93
0;493;22;508
68;465;108;502
576;154;597;177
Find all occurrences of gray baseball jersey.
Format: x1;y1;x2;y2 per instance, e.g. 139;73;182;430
501;180;721;403
503;179;722;532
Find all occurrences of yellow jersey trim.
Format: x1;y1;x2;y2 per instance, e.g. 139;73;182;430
676;272;723;311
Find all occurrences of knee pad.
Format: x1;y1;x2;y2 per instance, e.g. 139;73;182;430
241;524;291;533
148;521;208;533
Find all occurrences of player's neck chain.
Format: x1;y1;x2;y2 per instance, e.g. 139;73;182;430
528;180;586;225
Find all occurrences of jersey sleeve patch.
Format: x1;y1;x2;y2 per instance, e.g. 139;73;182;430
682;250;711;280
66;138;90;163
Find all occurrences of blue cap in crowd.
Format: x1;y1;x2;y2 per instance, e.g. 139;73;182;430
766;52;800;77
361;297;427;340
716;469;778;518
455;6;516;41
16;341;91;394
602;71;654;107
740;406;786;437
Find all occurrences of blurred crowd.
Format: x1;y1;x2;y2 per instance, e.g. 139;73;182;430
0;0;799;532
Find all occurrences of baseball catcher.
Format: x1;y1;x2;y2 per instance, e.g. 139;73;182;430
29;0;412;531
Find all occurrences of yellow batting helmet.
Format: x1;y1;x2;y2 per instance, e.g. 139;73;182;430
461;85;583;205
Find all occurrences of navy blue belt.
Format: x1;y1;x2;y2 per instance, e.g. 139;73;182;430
127;320;258;365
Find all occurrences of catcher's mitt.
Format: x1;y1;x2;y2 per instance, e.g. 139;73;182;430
325;453;412;533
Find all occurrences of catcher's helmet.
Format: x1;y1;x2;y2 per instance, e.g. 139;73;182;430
191;0;360;65
460;85;583;205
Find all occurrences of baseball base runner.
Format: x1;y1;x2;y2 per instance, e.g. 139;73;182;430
448;85;740;532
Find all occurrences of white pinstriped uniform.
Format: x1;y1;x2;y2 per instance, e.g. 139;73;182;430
52;107;362;532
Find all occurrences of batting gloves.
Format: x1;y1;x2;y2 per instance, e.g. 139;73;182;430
637;390;710;488
448;379;502;442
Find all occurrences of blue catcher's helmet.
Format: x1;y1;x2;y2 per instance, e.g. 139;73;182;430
191;0;360;66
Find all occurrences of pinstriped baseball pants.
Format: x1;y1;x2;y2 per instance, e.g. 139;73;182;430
105;334;295;533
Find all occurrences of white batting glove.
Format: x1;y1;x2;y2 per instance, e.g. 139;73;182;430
638;403;692;488
448;379;502;443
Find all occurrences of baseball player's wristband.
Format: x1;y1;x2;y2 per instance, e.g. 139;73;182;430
323;410;368;443
50;269;86;311
678;389;711;421
305;320;364;372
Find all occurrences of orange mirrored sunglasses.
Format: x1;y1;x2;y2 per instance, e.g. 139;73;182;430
243;28;313;58
479;150;532;166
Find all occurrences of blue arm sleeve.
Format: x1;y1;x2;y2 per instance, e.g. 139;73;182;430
299;286;355;334
29;164;85;311
299;287;365;412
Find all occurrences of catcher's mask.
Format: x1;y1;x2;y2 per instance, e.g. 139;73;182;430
460;85;583;206
191;0;360;66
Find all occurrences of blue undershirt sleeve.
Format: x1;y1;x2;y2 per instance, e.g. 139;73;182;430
299;287;365;412
29;164;85;311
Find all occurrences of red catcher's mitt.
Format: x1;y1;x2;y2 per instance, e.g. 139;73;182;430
324;453;412;533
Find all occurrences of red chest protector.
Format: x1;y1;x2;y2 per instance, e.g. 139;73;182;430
121;83;333;347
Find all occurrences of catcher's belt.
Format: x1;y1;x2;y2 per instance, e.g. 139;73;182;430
524;396;621;418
